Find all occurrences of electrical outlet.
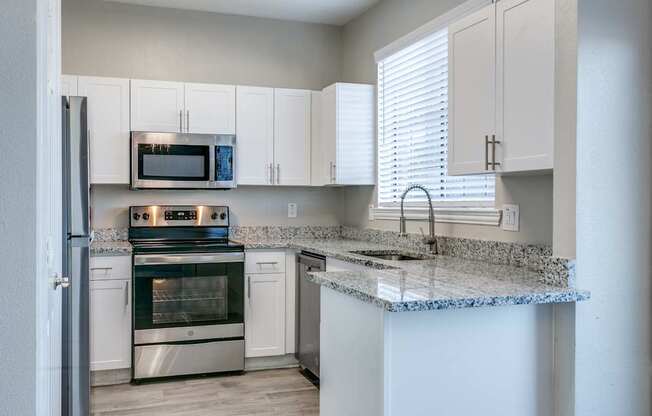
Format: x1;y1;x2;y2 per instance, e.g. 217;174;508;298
502;204;520;232
368;205;375;221
288;203;298;218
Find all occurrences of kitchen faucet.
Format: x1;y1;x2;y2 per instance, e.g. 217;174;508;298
399;184;438;254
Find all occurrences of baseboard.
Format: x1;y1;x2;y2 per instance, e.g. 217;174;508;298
245;354;299;371
91;368;131;387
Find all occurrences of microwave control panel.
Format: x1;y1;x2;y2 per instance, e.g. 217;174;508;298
130;206;229;227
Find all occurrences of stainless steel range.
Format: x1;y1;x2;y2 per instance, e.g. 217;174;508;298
129;205;245;381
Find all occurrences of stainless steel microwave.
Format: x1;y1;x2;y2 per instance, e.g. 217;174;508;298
131;132;236;190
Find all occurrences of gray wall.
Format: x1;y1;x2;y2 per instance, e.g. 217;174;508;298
62;0;346;229
339;0;563;245
92;185;342;228
0;0;38;414
575;0;652;414
62;0;341;90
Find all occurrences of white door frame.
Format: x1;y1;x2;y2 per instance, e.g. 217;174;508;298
36;0;63;414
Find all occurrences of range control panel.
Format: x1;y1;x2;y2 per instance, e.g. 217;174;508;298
130;206;229;227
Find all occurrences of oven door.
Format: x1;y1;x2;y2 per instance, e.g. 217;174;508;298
133;252;244;344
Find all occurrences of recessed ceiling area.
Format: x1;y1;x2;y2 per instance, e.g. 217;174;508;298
106;0;380;25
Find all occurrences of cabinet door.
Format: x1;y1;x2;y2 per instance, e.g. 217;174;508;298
447;5;496;175
245;273;286;358
185;83;236;134
310;91;329;186
61;75;78;96
130;79;185;133
78;77;130;184
236;86;274;185
335;83;375;185
274;89;311;186
496;0;554;172
320;85;338;185
90;279;131;371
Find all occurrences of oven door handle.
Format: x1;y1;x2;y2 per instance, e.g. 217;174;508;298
134;252;245;266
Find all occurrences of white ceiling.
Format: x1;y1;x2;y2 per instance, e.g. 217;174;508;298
107;0;380;25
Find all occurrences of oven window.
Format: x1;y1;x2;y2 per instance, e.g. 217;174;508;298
134;262;244;330
138;144;209;181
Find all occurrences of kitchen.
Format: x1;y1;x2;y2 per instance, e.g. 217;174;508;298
30;0;644;415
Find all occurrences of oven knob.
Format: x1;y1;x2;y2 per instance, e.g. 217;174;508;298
210;212;218;220
132;213;141;221
142;213;150;221
220;212;227;220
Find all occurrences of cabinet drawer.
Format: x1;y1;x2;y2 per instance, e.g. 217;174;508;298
245;250;286;274
90;256;131;281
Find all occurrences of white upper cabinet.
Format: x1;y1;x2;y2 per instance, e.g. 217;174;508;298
274;89;311;186
184;83;236;134
310;91;329;186
131;79;185;133
61;75;78;96
448;0;555;175
448;5;496;175
318;83;375;186
78;76;130;184
495;0;555;172
236;86;275;185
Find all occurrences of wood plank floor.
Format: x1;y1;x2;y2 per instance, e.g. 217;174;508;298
91;369;319;416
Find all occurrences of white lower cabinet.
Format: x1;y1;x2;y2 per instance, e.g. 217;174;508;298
90;279;131;371
89;256;132;371
244;250;287;358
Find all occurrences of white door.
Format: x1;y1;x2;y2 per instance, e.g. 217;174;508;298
496;0;554;172
321;85;337;184
90;279;131;370
236;86;274;185
310;91;328;186
447;5;496;175
334;84;375;185
245;273;286;357
61;74;78;96
131;79;185;133
185;83;236;134
78;76;130;184
274;88;311;186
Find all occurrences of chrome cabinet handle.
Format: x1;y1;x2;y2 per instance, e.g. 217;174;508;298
247;276;251;300
90;267;112;271
276;164;280;185
124;281;129;307
485;135;490;171
332;163;336;183
179;110;183;132
491;134;501;171
329;162;333;183
256;261;279;266
186;110;190;133
268;163;274;184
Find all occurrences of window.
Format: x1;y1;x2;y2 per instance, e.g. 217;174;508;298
377;28;495;208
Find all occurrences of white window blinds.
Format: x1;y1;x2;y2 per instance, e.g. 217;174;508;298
377;28;495;207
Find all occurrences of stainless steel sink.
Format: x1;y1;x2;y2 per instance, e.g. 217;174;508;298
349;250;430;261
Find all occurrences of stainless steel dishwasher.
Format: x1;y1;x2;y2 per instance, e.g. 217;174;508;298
296;251;325;382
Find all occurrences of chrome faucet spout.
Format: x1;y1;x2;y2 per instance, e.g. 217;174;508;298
398;184;438;254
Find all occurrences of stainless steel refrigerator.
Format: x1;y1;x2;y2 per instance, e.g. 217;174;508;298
61;96;90;416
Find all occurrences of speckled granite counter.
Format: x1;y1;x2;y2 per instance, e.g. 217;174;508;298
90;241;132;257
91;228;132;257
234;237;590;312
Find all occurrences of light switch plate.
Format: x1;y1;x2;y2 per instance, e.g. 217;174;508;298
288;203;298;218
502;204;520;232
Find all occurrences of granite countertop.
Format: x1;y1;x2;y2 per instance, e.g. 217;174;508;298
236;237;590;313
90;241;132;257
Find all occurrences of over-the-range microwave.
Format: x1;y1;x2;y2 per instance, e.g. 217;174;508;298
130;131;236;190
